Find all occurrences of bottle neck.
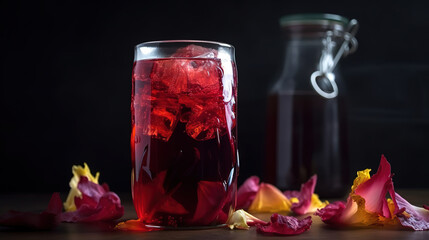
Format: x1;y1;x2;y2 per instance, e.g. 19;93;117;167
273;36;342;94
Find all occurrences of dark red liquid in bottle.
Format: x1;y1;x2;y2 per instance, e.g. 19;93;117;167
131;57;238;227
266;91;349;198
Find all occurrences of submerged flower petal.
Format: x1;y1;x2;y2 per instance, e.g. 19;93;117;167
256;214;312;235
236;176;260;210
226;209;267;230
248;183;292;213
0;193;62;230
395;193;429;231
192;181;228;225
64;163;100;212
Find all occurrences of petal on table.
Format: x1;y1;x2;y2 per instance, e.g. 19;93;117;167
236;176;260;210
64;163;100;212
226;209;267;230
315;201;347;224
248;183;292;213
395;192;429;231
0;193;62;230
256;214;312;235
354;155;395;218
307;194;329;213
284;175;319;215
60;177;124;222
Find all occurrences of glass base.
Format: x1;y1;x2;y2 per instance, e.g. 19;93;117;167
144;223;226;230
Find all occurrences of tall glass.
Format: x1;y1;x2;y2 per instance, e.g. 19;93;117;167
131;40;238;228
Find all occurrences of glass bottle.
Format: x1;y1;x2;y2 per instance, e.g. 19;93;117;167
265;14;358;198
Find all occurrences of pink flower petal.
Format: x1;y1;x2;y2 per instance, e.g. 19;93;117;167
315;201;346;224
60;177;124;222
0;193;62;230
284;175;317;215
256;214;312;235
395;193;429;231
354;155;395;218
236;176;260;210
283;190;300;199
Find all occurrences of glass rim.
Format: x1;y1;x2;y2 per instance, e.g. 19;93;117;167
135;40;235;50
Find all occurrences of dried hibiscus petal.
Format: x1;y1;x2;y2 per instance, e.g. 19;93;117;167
257;214;312;235
0;193;62;230
236;176;260;209
60;177;124;222
395;193;429;231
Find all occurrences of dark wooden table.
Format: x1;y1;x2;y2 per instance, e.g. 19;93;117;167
1;189;429;239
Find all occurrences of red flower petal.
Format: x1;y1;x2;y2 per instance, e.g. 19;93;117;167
354;155;395;218
315;201;346;224
284;175;317;215
60;177;124;222
256;214;312;235
191;181;227;225
395;193;429;231
424;205;429;211
236;176;260;209
0;193;62;230
45;192;63;215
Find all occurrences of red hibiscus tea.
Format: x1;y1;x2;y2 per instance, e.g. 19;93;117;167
131;41;238;228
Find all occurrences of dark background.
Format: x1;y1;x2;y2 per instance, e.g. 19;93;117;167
1;0;428;194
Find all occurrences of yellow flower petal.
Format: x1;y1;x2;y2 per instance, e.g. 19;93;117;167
226;209;266;230
64;163;100;211
307;194;329;213
248;183;292;213
378;198;400;225
226;210;250;229
351;169;371;193
347;194;380;226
